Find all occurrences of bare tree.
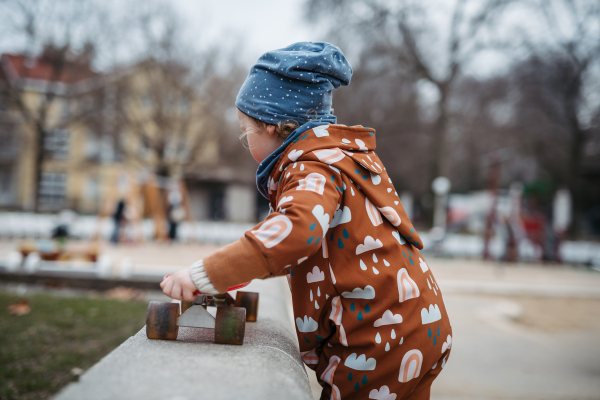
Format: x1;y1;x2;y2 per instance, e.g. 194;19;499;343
325;46;431;194
0;0;125;211
511;0;600;237
106;7;247;180
306;0;511;184
110;59;219;178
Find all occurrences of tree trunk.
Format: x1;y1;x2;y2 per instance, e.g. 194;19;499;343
430;88;448;184
565;71;585;239
33;125;45;213
427;88;449;228
566;122;585;239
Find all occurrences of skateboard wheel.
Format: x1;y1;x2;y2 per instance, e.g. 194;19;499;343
181;300;193;314
146;301;180;340
212;293;228;307
214;306;246;345
235;291;259;322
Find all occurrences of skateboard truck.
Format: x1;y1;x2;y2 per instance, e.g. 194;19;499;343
146;278;259;345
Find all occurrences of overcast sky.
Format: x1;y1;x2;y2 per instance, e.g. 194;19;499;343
173;0;515;78
176;0;323;65
1;0;595;82
0;0;535;77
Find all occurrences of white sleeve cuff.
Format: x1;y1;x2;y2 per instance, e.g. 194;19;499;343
189;259;220;294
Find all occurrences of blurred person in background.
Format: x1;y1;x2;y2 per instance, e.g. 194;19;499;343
110;199;126;244
51;209;78;250
167;189;185;242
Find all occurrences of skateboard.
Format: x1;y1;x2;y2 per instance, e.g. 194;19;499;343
146;278;259;345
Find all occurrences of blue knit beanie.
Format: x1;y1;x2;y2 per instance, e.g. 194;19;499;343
235;42;352;125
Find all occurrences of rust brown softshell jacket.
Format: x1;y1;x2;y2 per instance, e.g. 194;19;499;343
204;124;452;400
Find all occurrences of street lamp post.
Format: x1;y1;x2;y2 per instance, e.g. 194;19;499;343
430;176;451;246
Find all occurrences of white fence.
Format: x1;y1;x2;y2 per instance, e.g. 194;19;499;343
419;232;600;266
0;212;254;245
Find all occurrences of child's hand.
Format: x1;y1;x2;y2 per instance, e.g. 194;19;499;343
160;269;198;301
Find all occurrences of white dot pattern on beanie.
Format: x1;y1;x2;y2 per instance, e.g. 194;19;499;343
235;41;352;125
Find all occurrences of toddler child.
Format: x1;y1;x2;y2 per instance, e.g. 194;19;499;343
160;42;451;400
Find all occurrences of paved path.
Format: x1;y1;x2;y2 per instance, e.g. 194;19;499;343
431;293;600;400
427;258;600;400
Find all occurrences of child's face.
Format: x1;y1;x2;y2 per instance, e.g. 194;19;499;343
237;109;283;163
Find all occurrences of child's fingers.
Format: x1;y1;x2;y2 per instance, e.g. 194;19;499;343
182;288;196;302
172;282;183;300
161;277;174;296
161;270;198;301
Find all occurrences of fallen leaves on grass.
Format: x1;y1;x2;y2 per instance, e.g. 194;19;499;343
8;299;31;316
1;292;148;399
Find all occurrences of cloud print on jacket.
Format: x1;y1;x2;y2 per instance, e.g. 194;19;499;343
342;285;376;299
296;316;319;332
306;266;325;283
312;205;330;236
330;206;352;228
356;236;383;255
442;335;452;353
288;149;303;161
344;353;377;371
277;196;293;208
313;125;330;137
373;310;403;327
369;385;397;400
421;304;442;324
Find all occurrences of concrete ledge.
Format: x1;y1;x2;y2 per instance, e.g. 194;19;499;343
0;271;162;291
53;277;313;400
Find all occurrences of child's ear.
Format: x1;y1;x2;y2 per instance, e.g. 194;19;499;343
266;124;277;136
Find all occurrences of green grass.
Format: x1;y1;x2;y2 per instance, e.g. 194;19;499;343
0;291;149;400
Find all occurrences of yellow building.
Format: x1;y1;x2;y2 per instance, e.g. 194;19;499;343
0;51;241;219
0;51;100;212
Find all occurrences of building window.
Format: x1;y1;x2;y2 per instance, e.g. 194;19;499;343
62;99;70;120
0;123;18;161
85;131;101;161
0;169;15;205
209;190;226;221
85;176;99;199
44;129;69;159
100;135;115;163
39;173;66;204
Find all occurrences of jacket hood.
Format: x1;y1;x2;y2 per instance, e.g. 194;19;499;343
269;124;424;250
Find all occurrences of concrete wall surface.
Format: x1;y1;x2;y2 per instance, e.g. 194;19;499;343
53;277;313;400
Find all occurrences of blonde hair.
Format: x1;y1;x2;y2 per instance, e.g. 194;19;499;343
254;118;300;140
239;109;319;141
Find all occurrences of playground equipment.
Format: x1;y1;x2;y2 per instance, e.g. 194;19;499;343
96;172;195;243
18;240;99;262
146;280;259;345
11;240;111;277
